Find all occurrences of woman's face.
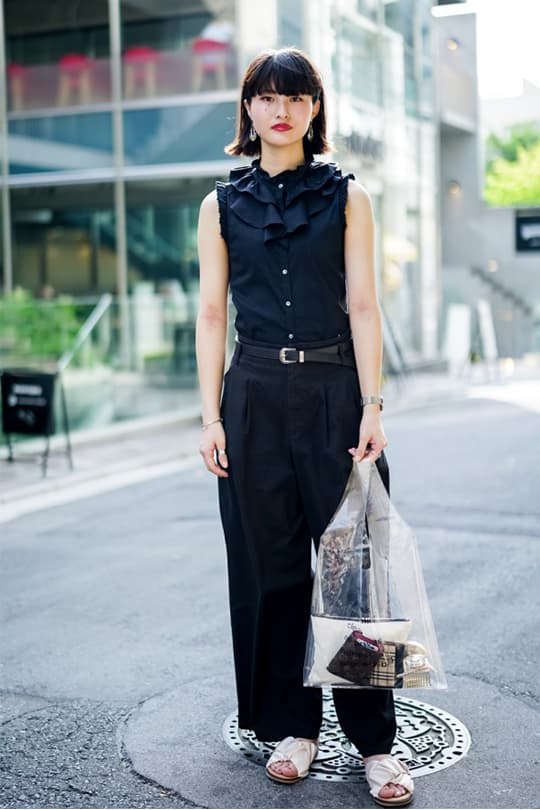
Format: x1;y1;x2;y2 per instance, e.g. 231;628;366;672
244;92;320;149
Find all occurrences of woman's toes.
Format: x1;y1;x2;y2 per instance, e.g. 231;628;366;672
379;782;407;799
270;760;297;778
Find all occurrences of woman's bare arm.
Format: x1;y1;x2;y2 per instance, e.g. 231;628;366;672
196;189;230;477
344;179;387;462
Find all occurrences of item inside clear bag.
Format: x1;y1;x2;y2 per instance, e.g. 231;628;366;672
303;459;447;690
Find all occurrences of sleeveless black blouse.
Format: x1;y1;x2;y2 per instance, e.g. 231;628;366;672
216;157;355;347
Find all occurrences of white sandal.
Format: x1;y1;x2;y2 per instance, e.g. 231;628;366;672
265;736;319;784
364;756;414;807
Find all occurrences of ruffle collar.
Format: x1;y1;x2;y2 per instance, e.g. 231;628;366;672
227;158;346;243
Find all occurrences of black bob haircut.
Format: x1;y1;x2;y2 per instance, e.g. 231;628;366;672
225;47;333;158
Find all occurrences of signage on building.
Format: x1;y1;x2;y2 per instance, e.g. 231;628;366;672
515;211;540;252
343;131;383;162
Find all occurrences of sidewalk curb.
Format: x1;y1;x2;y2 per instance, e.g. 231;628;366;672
0;454;202;524
1;385;473;509
0;447;197;507
0;408;202;509
2;405;202;456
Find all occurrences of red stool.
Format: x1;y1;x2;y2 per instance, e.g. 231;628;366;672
191;38;231;91
123;45;159;98
56;53;93;106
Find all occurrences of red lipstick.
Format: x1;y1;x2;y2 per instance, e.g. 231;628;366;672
272;124;292;131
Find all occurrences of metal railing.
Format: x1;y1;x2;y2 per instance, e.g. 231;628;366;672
57;293;112;373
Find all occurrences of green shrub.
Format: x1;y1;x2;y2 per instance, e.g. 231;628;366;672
0;288;82;364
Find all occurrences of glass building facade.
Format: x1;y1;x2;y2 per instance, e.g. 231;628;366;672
1;0;441;401
317;0;440;358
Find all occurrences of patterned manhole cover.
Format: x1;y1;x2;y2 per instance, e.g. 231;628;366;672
223;691;470;781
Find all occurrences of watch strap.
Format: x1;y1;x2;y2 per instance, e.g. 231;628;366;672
361;395;384;411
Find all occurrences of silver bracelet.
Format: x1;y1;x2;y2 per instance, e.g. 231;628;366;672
201;417;223;430
361;396;384;411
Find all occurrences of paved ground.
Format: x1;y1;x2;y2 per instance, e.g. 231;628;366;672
1;363;539;809
0;366;470;522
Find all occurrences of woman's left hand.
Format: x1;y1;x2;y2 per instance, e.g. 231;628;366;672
348;407;387;463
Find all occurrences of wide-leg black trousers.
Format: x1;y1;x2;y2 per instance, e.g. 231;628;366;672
217;340;396;757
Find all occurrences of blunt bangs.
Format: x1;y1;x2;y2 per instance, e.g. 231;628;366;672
246;53;320;101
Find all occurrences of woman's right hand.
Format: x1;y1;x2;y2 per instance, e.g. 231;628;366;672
199;421;229;477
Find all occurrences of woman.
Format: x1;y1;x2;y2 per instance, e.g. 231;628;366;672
196;47;414;807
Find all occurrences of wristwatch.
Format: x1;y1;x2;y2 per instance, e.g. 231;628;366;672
361;395;384;411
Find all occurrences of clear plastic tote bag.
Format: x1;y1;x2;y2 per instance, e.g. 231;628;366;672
304;458;447;689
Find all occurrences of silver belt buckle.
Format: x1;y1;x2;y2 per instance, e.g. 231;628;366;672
279;347;305;364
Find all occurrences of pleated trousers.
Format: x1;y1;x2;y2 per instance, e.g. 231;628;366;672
217;339;396;756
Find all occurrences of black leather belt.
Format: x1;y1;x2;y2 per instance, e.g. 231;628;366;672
236;338;356;367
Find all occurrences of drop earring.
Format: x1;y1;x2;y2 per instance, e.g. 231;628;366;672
307;121;314;142
249;124;258;142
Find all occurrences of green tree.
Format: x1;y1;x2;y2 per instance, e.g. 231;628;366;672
484;124;540;207
486;121;540;168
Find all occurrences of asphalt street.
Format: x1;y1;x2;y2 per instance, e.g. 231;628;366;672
1;382;539;809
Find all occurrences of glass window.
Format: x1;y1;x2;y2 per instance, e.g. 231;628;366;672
5;0;111;112
124;177;216;378
419;0;435;117
123;102;237;165
384;0;435;118
385;0;414;50
334;20;381;107
120;1;237;98
356;0;378;23
278;0;303;47
381;30;405;111
382;206;422;356
125;177;213;293
10;184;116;296
385;0;416;115
8;112;114;175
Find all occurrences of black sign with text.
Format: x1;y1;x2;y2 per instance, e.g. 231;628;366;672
515;212;540;252
1;370;56;436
